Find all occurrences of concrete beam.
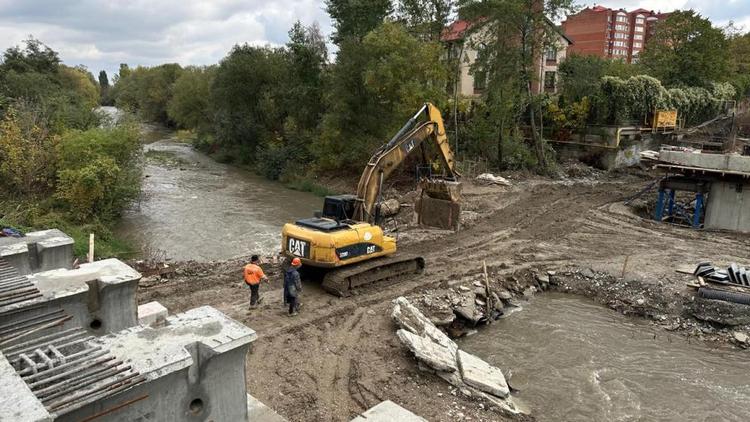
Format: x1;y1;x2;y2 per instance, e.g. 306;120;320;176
1;259;141;335
659;151;750;176
0;230;74;276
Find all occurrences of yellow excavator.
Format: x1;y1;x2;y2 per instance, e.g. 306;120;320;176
281;103;460;296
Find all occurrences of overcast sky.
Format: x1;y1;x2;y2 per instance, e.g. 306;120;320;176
0;0;748;80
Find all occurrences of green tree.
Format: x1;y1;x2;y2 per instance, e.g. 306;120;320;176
326;0;393;44
640;10;730;87
316;22;448;171
112;63;183;124
457;0;575;171
98;70;111;105
395;0;454;40
167;66;216;132
728;32;750;97
210;45;286;159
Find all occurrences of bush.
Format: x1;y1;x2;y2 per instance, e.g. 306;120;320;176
54;125;141;221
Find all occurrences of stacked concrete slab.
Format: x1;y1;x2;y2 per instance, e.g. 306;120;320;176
0;229;269;421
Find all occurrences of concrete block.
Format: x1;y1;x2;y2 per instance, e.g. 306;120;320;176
457;350;510;398
704;181;750;233
659;151;750;174
392;297;457;354
247;394;287;422
396;329;458;372
351;400;427;422
0;229;73;275
6;258;141;335
138;301;168;327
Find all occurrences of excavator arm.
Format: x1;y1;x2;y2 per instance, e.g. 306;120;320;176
352;103;458;223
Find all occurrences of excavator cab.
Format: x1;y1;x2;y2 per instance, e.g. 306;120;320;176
321;195;357;221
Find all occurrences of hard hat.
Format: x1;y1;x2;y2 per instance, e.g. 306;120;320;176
291;257;302;267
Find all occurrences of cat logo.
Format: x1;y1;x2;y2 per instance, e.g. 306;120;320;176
402;138;417;154
287;238;309;258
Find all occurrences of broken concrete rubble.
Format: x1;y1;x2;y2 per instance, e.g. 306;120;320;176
351;400;426;422
457;350;510;398
392;297;526;416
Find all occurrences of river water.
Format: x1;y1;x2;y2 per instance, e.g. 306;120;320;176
116;136;321;261
461;294;750;422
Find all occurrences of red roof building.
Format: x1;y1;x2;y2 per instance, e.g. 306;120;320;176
561;5;671;63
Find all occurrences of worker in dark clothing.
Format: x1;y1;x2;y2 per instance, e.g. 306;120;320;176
244;255;268;309
284;258;303;316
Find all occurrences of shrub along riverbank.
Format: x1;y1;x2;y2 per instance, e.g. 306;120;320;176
0;40;141;258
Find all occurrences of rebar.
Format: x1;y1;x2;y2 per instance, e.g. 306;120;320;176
21;347;105;379
27;354;117;390
2;327;84;356
0;315;72;346
31;359;125;394
0;292;43;307
46;372;144;411
40;364;132;403
0;309;65;334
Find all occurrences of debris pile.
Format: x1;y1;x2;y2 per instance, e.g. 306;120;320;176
391;297;527;416
694;262;750;286
476;173;512;186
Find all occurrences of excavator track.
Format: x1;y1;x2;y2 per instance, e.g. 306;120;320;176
321;255;426;297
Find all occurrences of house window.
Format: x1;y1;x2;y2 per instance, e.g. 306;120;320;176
615;24;627;31
617;15;627;22
634;34;643;40
544;71;556;92
636;17;645;24
545;47;557;61
633;42;642;48
635;26;644;32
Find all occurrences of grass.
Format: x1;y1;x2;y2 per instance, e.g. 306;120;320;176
283;177;337;197
0;199;135;259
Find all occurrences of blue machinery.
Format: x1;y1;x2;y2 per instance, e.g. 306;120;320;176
654;177;710;229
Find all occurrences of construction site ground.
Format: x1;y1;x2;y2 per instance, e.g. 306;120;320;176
137;168;750;422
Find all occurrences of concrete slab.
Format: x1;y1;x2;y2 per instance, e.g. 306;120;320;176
138;301;168;327
1;258;141;335
0;229;74;275
57;307;257;422
351;400;426;422
659;151;750;175
0;353;50;421
396;329;458;372
457;350;510;398
247;394;287;422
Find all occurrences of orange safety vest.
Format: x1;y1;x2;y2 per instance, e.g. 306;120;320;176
244;263;266;285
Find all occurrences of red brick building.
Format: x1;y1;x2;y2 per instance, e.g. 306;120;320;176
561;5;670;63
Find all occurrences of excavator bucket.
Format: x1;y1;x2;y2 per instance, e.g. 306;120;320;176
415;178;462;231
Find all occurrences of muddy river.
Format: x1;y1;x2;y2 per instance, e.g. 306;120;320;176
116;135;320;261
461;294;750;422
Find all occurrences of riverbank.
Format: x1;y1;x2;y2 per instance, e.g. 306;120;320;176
133;171;750;421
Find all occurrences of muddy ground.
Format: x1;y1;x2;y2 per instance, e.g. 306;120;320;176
137;168;750;422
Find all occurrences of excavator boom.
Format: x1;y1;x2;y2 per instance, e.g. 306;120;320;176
353;103;458;222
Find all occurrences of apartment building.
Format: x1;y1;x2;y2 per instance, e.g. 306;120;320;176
561;5;670;63
442;19;572;97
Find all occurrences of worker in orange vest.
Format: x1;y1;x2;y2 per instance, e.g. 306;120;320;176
244;255;268;309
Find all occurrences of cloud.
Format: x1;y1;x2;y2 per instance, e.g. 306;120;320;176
1;0;748;80
0;0;332;78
